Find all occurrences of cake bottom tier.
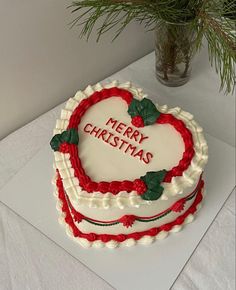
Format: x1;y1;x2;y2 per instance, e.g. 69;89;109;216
54;174;204;249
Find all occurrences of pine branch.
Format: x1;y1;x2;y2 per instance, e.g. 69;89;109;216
69;0;196;36
199;11;236;93
69;0;236;94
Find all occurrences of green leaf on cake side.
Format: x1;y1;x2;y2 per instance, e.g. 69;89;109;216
128;98;143;118
61;128;79;144
128;98;161;126
50;128;79;151
50;134;62;151
140;170;167;201
141;187;164;201
140;98;160;126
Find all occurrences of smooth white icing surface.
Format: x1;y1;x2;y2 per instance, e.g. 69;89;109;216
78;97;184;181
53;80;208;209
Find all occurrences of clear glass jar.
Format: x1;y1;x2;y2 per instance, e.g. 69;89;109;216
155;21;196;87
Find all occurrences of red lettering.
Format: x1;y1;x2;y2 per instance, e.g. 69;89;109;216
133;149;144;161
106;118;117;129
90;126;101;137
125;144;137;156
116;122;126;133
139;133;149;144
105;132;114;143
142;152;153;164
84;120;153;165
130;130;140;142
123;126;133;139
98;129;107;141
84;123;92;133
119;139;128;150
110;136;120;147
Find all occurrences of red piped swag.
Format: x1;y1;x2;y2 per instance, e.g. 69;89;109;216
56;170;204;243
64;87;195;194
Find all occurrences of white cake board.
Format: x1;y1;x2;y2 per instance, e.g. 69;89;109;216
0;133;235;290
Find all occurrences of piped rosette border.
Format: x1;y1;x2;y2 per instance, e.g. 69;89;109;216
51;81;208;209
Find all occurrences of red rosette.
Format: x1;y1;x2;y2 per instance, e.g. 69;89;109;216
119;215;136;228
171;199;186;213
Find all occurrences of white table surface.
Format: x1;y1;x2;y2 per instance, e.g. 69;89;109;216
0;50;235;290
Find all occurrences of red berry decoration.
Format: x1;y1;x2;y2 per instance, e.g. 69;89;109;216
134;179;147;195
131;115;144;127
59;142;70;153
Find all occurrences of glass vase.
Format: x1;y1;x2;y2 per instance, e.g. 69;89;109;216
155;21;196;87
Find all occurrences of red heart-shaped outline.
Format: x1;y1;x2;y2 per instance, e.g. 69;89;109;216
65;87;194;195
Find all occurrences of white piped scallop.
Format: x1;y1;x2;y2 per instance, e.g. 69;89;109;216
53;129;63;135
84;85;95;96
139;235;155;245
77;238;91;248
60;109;72;120
184;214;194;224
93;82;104;91
120;81;131;88
170;225;182;233
74;90;87;102
56;119;68;130
106;241;119;249
66;187;78;202
122;238;136;247
92;240;104;249
159;104;168;113
105;80;119;88
65;98;79;111
156;231;168;240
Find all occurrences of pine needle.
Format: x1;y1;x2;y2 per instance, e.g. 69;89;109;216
69;0;236;94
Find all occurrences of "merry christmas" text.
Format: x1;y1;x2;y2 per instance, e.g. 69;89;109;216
83;117;154;164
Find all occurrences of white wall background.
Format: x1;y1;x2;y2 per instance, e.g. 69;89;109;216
0;0;154;140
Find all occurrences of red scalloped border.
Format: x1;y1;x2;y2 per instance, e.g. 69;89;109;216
56;170;204;243
62;87;195;194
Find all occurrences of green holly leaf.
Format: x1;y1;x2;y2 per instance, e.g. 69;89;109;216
155;169;167;183
140;170;167;200
50;134;61;151
127;98;143;117
50;128;79;152
140;170;167;190
61;128;79;144
127;98;161;126
139;98;160;126
141;172;157;190
141;186;164;201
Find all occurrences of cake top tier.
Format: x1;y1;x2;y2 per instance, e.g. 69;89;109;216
51;81;208;209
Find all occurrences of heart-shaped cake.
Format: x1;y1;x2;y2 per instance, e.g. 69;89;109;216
51;81;208;248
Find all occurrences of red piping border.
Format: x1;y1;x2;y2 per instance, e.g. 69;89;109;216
62;87;195;194
56;170;204;243
66;175;202;224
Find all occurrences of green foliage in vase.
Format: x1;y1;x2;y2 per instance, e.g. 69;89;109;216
68;0;236;94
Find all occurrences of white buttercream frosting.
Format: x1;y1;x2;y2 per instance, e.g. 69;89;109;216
53;80;208;209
